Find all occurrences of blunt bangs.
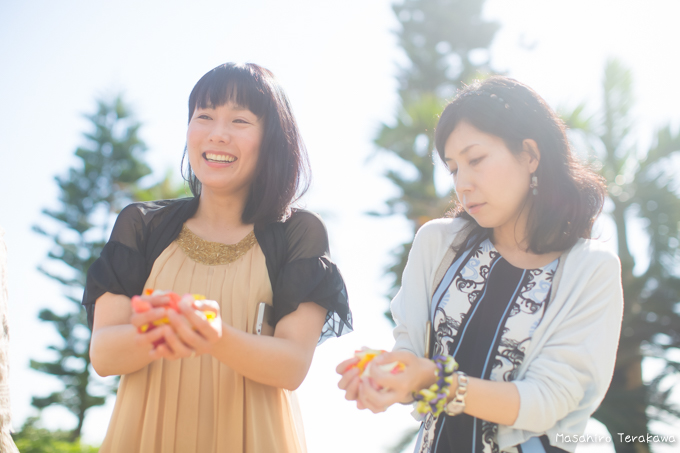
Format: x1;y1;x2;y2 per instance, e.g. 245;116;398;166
182;62;311;227
188;63;272;122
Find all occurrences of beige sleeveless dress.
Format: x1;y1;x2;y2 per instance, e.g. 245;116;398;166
99;226;307;453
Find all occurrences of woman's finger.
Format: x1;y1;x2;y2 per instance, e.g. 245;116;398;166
363;377;404;413
336;357;360;374
343;375;361;401
192;298;220;313
167;309;208;351
337;367;362;401
358;379;395;413
337;366;359;389
366;363;408;390
142;294;172;307
130;307;167;329
161;325;194;358
150;342;177;361
178;300;221;343
371;350;413;366
134;326;165;348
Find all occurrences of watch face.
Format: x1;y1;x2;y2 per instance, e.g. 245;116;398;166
445;372;468;416
445;400;465;416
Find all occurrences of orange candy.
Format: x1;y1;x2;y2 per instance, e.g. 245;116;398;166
131;289;216;346
346;347;406;377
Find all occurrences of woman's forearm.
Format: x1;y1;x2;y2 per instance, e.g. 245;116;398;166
90;324;155;377
210;323;312;390
90;292;158;377
413;356;520;425
458;377;520;425
209;302;326;390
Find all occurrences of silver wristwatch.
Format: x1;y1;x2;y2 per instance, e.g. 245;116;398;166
445;371;469;416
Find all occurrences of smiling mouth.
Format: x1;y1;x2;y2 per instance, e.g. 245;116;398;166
204;152;237;163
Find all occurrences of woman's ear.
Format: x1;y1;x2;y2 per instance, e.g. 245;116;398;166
522;139;541;173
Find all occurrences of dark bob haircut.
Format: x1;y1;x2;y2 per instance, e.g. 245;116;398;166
434;76;606;254
182;62;310;227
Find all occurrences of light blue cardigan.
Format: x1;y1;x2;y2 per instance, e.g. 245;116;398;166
390;218;624;452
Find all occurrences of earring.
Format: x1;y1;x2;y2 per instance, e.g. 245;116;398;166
530;175;538;196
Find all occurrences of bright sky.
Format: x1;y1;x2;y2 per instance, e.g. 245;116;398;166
1;1;680;452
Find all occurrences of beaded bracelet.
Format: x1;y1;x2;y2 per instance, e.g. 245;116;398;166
412;355;458;417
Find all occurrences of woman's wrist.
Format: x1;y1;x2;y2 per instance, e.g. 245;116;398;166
412;355;457;417
398;358;437;405
415;357;439;392
206;321;229;357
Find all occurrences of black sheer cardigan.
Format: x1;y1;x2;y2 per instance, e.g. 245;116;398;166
82;197;352;343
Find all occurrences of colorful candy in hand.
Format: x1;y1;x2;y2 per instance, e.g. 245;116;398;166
131;289;217;346
346;347;406;377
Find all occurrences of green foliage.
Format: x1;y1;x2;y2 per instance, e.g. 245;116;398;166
565;58;680;453
375;0;499;318
132;168;188;202
31;95;153;441
12;417;99;453
393;0;499;99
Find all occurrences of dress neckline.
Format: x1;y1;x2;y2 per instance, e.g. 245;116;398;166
175;225;258;266
482;238;559;271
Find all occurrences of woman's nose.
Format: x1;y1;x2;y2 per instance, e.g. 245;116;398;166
454;169;473;194
208;122;231;143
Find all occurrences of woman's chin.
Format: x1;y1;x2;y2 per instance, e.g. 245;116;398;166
198;178;253;197
468;215;499;230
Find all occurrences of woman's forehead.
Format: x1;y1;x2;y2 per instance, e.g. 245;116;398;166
194;80;265;117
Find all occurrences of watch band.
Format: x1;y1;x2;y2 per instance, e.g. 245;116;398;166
445;371;468;416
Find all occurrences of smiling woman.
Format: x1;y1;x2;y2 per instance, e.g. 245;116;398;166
337;77;622;453
187;102;263;196
83;63;352;453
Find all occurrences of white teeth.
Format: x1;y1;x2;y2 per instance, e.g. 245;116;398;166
205;153;236;163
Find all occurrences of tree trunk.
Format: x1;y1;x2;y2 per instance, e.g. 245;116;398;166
598;200;650;453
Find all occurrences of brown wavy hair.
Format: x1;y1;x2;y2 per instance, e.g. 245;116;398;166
434;76;606;253
182;63;310;227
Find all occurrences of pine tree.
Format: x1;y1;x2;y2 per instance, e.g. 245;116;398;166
30;96;153;441
564;59;680;453
374;0;499;315
375;2;499;451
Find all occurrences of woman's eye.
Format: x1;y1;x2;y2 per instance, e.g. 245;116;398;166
470;156;485;165
233;119;250;124
197;114;211;120
450;168;458;176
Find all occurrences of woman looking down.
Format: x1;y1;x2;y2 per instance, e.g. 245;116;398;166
337;76;622;453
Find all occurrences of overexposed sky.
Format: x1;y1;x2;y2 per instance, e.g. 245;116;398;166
1;1;679;451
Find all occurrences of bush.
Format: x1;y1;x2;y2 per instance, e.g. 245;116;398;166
12;417;99;453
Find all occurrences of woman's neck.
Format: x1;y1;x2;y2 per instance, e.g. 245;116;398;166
492;222;529;254
185;188;253;244
490;207;562;269
491;205;530;254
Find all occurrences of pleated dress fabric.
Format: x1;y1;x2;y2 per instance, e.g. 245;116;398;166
99;227;307;453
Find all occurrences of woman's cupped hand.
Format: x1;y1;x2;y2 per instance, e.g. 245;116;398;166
130;293;223;361
336;351;437;414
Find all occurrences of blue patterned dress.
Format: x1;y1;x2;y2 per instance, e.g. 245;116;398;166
415;237;564;453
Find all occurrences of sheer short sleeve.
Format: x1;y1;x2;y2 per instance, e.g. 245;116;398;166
82;204;149;328
82;198;199;329
273;210;352;344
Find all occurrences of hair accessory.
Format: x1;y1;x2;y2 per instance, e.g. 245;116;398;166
444;371;469;416
460;90;510;109
412;355;457;417
530;174;538;195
